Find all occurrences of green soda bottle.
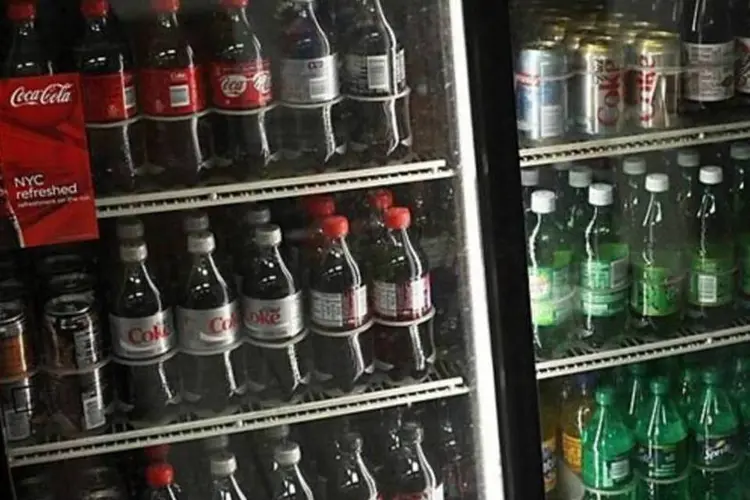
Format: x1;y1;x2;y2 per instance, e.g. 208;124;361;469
618;156;647;250
527;190;574;358
634;377;690;499
688;368;742;500
731;357;750;497
630;173;685;337
564;166;593;253
686;166;736;328
623;363;648;430
582;386;636;499
578;184;629;346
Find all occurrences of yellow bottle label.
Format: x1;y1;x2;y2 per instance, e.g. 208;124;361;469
562;432;582;473
542;436;557;493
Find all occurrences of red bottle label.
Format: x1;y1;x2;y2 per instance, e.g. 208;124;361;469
374;275;432;321
138;66;206;116
80;72;137;123
209;60;272;109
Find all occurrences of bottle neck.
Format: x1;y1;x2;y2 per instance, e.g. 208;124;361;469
225;6;250;26
84;14;109;34
156;11;179;29
11;19;37;38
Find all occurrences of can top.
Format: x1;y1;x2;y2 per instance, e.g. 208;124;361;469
210;451;238;476
322;216;349;238
539;23;567;43
274;441;302;466
578;34;623;57
634;30;681;55
588;183;613;206
0;301;24;323
699;166;723;185
731;142;750;160
521;168;540;187
531;190;555;214
44;294;93;317
645;173;669;193
563;28;596;52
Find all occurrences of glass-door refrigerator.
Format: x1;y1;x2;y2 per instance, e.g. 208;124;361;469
0;0;504;498
491;0;750;497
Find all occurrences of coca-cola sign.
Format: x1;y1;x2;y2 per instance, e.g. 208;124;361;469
177;303;241;352
10;83;73;108
243;293;304;340
210;61;272;109
595;58;622;127
110;311;175;359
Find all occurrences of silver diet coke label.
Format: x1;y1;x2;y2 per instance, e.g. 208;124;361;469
109;310;175;359
177;303;240;352
242;292;305;341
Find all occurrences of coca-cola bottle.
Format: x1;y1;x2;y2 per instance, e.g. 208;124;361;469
255;424;292;496
176;231;245;417
233;204;272;293
3;1;53;77
372;207;436;384
278;0;347;170
326;432;380;499
270;441;315;500
351;188;393;261
431;400;475;500
140;0;213;186
363;407;403;481
110;240;181;427
210;0;278;179
342;0;411;163
75;0;145;195
144;463;185;500
310;215;374;395
210;452;250;500
381;422;444;499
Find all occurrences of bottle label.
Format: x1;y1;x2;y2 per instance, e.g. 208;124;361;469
528;250;573;326
280;55;340;103
209;60;273;109
345;49;407;95
683;41;734;102
139;66;206;116
82;389;107;430
176;303;240;351
583;452;633;489
109;310;175;359
373;275;431;321
562;432;582;474
242;292;305;340
542;436;557;493
737;37;750;94
80;72;137;123
4;408;31;441
311;285;368;329
635;439;689;479
630;265;683;317
693;434;740;469
688;256;734;306
579;245;629;317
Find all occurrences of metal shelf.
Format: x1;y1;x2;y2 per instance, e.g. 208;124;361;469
96;160;453;218
8;362;468;467
519;120;750;167
536;317;750;379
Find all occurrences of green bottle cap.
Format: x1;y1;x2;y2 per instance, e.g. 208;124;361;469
595;386;615;405
650;376;669;395
702;368;720;385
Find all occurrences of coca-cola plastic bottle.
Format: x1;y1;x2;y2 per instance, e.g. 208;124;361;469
210;452;249;500
3;1;53;77
270;441;315;500
310;215;374;395
140;0;213;186
431;400;475;500
233;204;272;293
278;0;347;170
351;188;393;259
362;406;403;480
326;432;380;499
382;422;444;500
210;0;278;179
372;207;436;384
110;240;181;427
255;424;292;495
75;0;145;195
145;463;185;500
304;195;337;266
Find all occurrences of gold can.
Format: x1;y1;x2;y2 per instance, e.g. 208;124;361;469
540;14;574;26
564;27;597;55
630;30;681;128
540;22;568;43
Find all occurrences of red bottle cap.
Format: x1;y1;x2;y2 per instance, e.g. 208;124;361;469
305;196;335;219
8;2;36;21
151;0;179;13
369;189;393;211
81;0;109;17
220;0;248;7
146;463;174;488
144;444;170;462
385;207;411;230
322;216;349;238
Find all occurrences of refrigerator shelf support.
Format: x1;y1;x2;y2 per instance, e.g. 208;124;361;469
536;317;750;379
7;363;467;467
519;120;750;167
95;159;453;218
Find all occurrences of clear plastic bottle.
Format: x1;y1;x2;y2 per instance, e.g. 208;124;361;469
270;441;315;500
521;168;541;225
210;452;249;500
560;373;596;476
381;421;444;499
563;166;593;253
618;156;646;250
326;432;379;499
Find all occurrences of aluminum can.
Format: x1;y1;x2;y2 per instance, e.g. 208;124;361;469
0;371;43;443
38;252;90;279
573;35;625;135
515;39;569;141
564;28;597;54
0;302;34;378
0;276;25;309
44;271;97;303
539;22;567;43
15;472;54;500
631;30;681;128
44;294;105;370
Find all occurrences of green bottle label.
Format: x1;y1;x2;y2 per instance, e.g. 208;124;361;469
583;451;633;489
739;234;750;295
688;256;734;306
579;244;629;318
528;251;573;326
693;434;740;469
635;440;689;479
630;265;683;317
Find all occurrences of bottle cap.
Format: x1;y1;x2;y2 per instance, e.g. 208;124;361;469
595;386;615;405
322;216;349;238
305;196;335;219
255;224;282;247
144;444;170;462
187;231;215;254
530;190;555;214
400;422;424;443
568;166;592;188
81;0;110;17
183;211;210;233
385;207;411;230
369;189;394;211
731;142;750;160
645;173;668;193
262;424;290;441
119;241;148;262
8;2;35;20
116;217;145;241
273;441;302;466
210;451;238;476
520;168;540;187
622;156;646;175
702;368;720;385
220;0;248;7
146;463;174;488
588;183;613;206
243;205;271;226
650;376;669;395
203;435;229;452
699;166;723;185
151;0;180;12
676;148;700;168
553;161;572;172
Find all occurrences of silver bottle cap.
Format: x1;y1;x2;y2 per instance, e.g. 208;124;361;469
187;231;215;254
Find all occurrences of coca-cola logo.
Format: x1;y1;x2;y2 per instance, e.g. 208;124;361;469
10;83;73;108
127;323;170;346
253;70;271;95
208;310;240;336
595;58;621;126
220;74;248;97
637;54;657;122
247;306;281;326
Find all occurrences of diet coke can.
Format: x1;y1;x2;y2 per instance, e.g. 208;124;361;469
0;371;44;444
43;294;106;371
109;310;175;360
631;30;681;128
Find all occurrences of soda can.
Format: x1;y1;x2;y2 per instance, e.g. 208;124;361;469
15;472;54;500
515;39;569;141
44;271;98;303
539;22;567;43
631;30;681;128
564;27;597;54
0;302;34;378
0;371;43;443
0;276;26;308
37;252;90;279
573;35;625;135
43;294;105;371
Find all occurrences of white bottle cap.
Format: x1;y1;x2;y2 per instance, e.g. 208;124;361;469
210;452;237;477
568;166;592;188
731;142;750;160
183;211;210;233
255;224;282;247
274;441;301;467
553;161;572;172
699;166;723;185
622;156;646;175
645;173;669;193
588;183;614;206
187;231;216;254
530;190;556;214
521;169;540;187
244;205;271;226
203;435;229;452
116;217;144;241
119;240;147;262
676;149;700;168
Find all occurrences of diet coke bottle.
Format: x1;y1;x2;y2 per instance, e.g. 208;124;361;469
381;422;444;499
4;1;53;77
210;0;278;179
75;0;145;195
140;0;212;186
232;204;272;292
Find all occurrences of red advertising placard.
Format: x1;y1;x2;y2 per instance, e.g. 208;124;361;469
0;73;98;249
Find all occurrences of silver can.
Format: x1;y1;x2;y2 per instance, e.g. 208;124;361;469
573;35;626;135
515;39;569;141
631;31;681;128
0;371;43;443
